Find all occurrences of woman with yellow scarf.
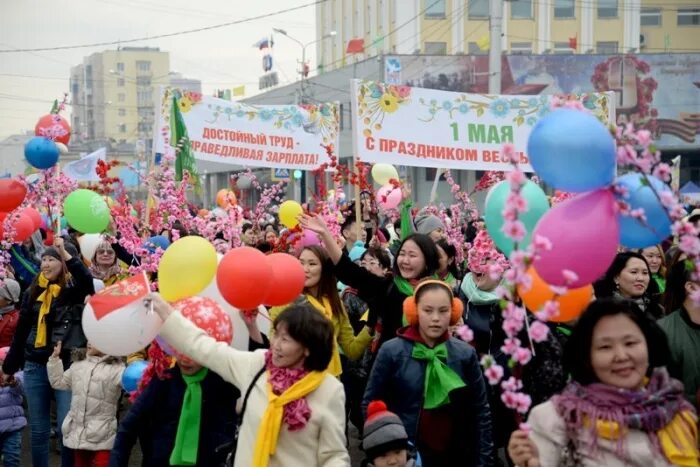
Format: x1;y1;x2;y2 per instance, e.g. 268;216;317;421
149;293;350;467
508;298;700;467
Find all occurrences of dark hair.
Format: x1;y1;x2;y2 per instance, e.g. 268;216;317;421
340;216;356;238
663;259;692;313
414;281;453;303
361;246;392;271
564;298;671;385
436;239;461;280
241;224;254;234
300;246;345;319
392;234;440;279
274;304;334;372
593;252;653;299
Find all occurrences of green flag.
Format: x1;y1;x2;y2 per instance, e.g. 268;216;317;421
170;95;198;184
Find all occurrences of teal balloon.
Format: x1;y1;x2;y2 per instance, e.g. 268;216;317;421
63;189;110;234
484;180;549;257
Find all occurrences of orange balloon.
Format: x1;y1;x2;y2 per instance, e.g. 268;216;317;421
216;189;237;208
198;209;210;218
518;267;592;323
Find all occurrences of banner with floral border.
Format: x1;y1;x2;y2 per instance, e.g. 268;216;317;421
155;88;339;170
350;79;615;171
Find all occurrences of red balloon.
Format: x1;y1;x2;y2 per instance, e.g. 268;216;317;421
0;212;35;242
22;207;43;230
264;253;305;306
35;114;71;145
216;247;272;309
173;296;233;344
0;180;27;212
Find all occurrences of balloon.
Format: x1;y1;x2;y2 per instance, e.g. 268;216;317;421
264;253;305;306
532;189;619;288
527;109;615;192
154;335;175;356
197;209;209;218
24;137;59;170
0;179;27;212
82;300;163;357
173;296;233;344
63;189;110;233
0;212;35;242
216;189;236;208
55;142;68;154
35;113;71;145
518;267;593;322
376;184;402;210
217;247;272;309
158;237;217;302
121;361;149;392
237;174;252;190
78;234;103;261
300;229;321;247
484;180;549;257
615;173;672;248
143;235;170;253
22;207;42;230
372;163;399;185
279;200;303;229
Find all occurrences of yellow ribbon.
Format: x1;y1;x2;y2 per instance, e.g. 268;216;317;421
35;273;61;348
305;294;342;376
252;371;325;467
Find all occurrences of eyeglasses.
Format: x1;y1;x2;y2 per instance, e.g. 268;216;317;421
361;260;380;267
96;249;115;255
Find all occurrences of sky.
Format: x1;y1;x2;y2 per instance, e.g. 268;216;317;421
0;0;317;140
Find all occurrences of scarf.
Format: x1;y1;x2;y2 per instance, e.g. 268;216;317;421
460;272;500;305
35;273;61;348
254;352;325;467
169;367;208;466
411;342;466;409
393;276;421;296
554;367;699;466
305;294;342;376
89;262;124;282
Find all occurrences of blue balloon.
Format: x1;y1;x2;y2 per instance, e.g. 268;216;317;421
527;109;615;192
121;360;149;393
24;137;59;169
616;173;672;248
143;235;170;253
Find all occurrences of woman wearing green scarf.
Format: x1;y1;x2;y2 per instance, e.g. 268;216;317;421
362;280;493;467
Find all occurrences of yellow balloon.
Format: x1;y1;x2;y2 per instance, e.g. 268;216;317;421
371;163;399;185
279;200;303;229
158;236;217;301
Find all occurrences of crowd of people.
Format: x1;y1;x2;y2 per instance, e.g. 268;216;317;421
0;189;698;467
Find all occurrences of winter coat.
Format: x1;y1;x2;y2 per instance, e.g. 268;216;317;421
0;372;26;433
363;329;493;467
0;307;19;348
157;312;350;467
47;354;125;450
110;365;239;467
659;308;700;410
3;257;94;374
528;400;683;466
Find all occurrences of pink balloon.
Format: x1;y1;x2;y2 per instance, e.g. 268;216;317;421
300;229;321;247
532;189;619;288
377;184;402;210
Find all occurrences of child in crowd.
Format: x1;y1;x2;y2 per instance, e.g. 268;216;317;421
0;347;25;467
362;400;418;467
0;279;21;348
47;341;125;467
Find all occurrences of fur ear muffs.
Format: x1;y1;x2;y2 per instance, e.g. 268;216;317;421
450;298;464;325
402;293;464;327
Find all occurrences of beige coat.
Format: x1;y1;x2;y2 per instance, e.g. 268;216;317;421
47;355;125;451
159;312;350;467
528;401;678;467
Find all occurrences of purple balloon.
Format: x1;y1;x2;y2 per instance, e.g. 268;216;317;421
532;189;619;288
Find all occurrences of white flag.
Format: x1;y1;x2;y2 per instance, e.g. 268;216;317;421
62;148;106;181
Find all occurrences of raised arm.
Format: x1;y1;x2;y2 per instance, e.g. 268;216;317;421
47;342;72;390
298;214;344;265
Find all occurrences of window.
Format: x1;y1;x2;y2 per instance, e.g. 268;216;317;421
425;0;446;18
424;41;447;54
597;0;617;18
678;8;700;26
118;124;127;133
137;90;153;106
118;93;125;102
553;41;573;54
468;0;489;19
511;41;532;54
136;60;151;72
138;107;153;118
511;0;533;19
468;42;488;55
136;76;151;86
554;0;575;18
641;8;662;26
596;41;618;54
118;108;126;116
116;62;125;72
117;78;125;87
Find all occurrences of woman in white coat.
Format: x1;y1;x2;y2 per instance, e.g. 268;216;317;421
148;293;350;467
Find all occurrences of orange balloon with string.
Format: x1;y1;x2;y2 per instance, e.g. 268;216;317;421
216;189;237;208
518;267;593;323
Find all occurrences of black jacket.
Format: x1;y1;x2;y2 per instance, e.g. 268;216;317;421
109;367;240;467
3;257;94;374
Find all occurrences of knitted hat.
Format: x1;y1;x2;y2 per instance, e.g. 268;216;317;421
42;241;79;261
414;214;444;236
349;241;367;262
362;400;408;461
0;279;20;305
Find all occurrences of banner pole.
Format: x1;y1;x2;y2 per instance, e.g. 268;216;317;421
349;80;363;236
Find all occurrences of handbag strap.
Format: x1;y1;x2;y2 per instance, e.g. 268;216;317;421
240;365;266;423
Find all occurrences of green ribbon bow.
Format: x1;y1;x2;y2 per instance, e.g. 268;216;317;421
411;342;466;409
170;367;209;466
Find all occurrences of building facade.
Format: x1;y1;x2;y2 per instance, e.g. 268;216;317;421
316;0;699;73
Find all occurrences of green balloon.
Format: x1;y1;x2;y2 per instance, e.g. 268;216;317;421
63;189;110;234
484;180;549;257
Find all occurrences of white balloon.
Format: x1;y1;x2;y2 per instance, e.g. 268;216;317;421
78;233;103;262
237;174;252;190
55;142;68;154
82;301;163;356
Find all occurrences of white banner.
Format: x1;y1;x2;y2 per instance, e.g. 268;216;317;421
62;148;106;181
156;89;339;170
350;79;615;171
